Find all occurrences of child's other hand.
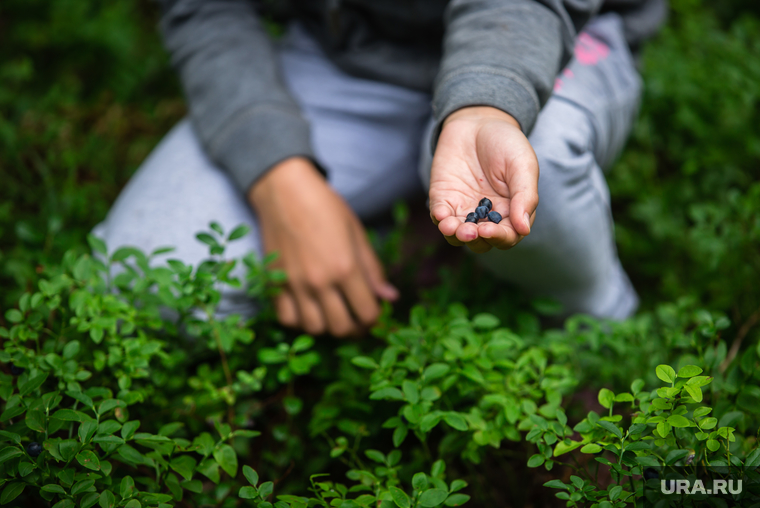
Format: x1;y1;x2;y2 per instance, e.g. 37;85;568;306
248;157;398;337
429;106;539;253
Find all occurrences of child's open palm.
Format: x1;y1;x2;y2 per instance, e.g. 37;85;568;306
429;107;539;253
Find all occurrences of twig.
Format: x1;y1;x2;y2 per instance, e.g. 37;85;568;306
720;305;760;373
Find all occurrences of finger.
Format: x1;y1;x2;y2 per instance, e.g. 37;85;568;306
352;220;399;301
340;271;381;328
429;201;456;226
318;288;358;337
464;237;493;253
275;291;298;328
455;222;481;244
438;215;464;238
507;157;540;236
292;291;326;336
477;221;522;250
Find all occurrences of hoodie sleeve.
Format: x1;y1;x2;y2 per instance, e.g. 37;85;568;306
433;0;604;137
158;0;317;193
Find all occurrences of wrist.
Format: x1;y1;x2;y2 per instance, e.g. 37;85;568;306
248;156;320;209
443;106;521;130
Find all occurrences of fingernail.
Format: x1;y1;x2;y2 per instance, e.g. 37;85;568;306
382;283;400;301
524;212;531;233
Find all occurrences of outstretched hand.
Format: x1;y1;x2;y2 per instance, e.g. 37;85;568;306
429;107;539;253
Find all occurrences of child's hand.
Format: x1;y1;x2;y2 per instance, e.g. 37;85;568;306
249;157;398;337
429;106;539;253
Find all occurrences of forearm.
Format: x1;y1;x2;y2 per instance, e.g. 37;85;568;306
159;0;315;193
434;0;604;140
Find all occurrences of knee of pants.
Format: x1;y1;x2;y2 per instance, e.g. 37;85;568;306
523;99;612;249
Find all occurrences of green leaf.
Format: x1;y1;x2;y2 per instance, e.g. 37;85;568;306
389;486;410;508
41;484;66;494
291;335;313;353
121;476;135;499
472;313;499;330
393;424;408;447
243;465;259;486
117;445;145;465
370;387;404;401
657;421;672;438
158;422;184;437
443;413;468;431
444;494;470;506
553;440;583;456
99;490;116;508
420;413;442;433
170;455;197;481
631;379;645;394
0;483;25;505
527;454;545;468
685;384;703;402
544;480;568;490
19;372;49;396
597;420;623;439
580;444;602;454
258;481;273;498
609;485;623;501
227;225;250;241
71;479;96;496
63;340;81;360
121;421;140;440
81;492;100;508
351;356;378;369
677;365;703;378
196;458;220;484
0;431;20;444
239;486;258;499
365;449;385;463
52;500;74;508
76;450;101;471
419;488;449;507
214;444;238;477
0;447;23;463
449;480;467;493
656;365;676;384
0;405;25;422
402;380;419;404
412;473;428;491
52;409;91;422
195;233;218;247
423;364;450;381
598;388;615;409
181;479;203;493
706;439;721;452
667;415;691;428
5;309;23;323
87;234;108;256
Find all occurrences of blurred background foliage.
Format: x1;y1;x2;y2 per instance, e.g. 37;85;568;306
1;0;759;331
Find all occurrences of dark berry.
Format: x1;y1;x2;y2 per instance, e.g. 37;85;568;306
26;442;42;458
474;206;488;219
478;198;492;211
464;212;477;223
10;364;24;376
643;468;659;480
487;211;502;224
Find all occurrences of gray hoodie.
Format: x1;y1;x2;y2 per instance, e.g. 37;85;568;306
158;0;666;193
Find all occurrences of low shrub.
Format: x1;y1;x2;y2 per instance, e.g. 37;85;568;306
1;226;758;507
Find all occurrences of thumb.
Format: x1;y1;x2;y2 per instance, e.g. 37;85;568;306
507;153;539;237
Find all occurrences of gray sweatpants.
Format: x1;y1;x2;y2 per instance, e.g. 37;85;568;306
94;14;641;320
